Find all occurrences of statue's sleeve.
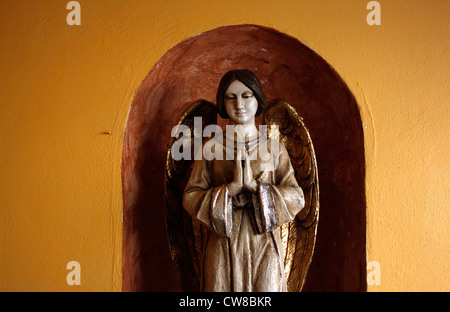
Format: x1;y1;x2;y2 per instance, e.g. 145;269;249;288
183;158;233;237
252;144;305;234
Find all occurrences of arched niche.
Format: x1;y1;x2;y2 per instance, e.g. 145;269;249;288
121;24;366;292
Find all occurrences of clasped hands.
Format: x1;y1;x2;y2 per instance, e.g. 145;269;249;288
227;147;258;196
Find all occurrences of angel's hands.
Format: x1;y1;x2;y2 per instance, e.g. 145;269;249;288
243;149;258;193
227;148;244;197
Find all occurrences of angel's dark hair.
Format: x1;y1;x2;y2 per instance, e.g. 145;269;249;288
216;69;267;119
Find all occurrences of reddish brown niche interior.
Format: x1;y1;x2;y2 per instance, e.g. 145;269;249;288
122;24;366;292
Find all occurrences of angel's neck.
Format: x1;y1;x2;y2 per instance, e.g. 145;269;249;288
225;121;259;143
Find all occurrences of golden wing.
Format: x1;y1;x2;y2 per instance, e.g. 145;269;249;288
264;99;319;292
164;100;217;291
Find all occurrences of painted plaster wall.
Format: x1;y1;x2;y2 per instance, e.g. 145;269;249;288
0;0;448;291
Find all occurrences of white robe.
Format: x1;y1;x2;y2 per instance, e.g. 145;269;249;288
183;137;304;292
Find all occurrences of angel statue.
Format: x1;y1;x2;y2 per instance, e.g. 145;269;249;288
165;69;319;292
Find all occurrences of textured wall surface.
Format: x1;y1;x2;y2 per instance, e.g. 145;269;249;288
0;0;448;291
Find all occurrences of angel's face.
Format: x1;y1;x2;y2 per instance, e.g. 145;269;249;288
224;80;258;126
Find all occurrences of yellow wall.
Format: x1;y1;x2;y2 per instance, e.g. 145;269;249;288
0;0;448;291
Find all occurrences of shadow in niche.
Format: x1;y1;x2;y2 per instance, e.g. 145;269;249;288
121;24;366;292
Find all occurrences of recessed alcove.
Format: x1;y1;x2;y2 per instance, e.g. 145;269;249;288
121;24;366;292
